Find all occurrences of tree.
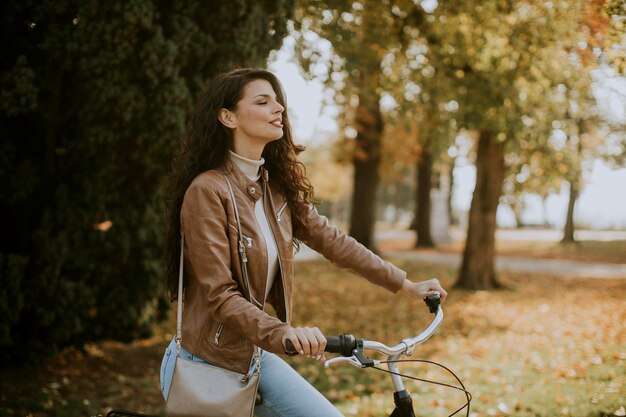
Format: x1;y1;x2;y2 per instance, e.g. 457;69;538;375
0;0;293;366
294;0;409;250
380;5;460;248
558;0;626;240
415;1;592;289
409;107;445;247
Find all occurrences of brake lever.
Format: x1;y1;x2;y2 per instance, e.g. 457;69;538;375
324;355;380;369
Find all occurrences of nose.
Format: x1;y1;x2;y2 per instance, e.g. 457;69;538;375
274;101;284;114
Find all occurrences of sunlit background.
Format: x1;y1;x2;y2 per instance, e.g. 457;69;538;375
270;36;626;230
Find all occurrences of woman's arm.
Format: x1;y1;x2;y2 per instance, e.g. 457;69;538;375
296;205;447;302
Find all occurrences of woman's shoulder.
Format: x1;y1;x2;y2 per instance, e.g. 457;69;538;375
184;169;228;206
189;169;225;189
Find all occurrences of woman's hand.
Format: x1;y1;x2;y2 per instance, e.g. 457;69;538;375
282;326;327;363
400;277;448;303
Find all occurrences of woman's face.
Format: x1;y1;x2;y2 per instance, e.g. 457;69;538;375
225;79;285;151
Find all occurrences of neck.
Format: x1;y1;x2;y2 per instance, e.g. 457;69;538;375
231;141;265;160
229;150;264;181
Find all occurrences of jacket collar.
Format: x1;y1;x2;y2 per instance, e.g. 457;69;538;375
218;157;266;203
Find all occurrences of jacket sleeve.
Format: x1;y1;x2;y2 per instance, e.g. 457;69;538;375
181;179;290;354
295;205;406;293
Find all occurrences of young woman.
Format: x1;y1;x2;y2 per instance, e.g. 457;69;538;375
161;68;447;416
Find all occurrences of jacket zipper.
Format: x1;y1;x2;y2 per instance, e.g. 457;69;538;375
263;179;289;323
214;323;224;344
242;349;261;383
276;201;288;222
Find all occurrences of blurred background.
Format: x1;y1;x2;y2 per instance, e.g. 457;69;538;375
0;1;624;416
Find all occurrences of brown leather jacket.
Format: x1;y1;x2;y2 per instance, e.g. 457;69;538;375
179;159;406;374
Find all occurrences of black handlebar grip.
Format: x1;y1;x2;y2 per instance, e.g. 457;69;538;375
325;334;357;357
286;334;357;357
284;339;298;356
424;292;441;314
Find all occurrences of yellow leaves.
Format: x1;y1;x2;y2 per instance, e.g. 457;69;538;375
589;355;603;365
94;220;113;231
497;401;513;415
552;367;579;380
429;397;446;407
302;144;353;202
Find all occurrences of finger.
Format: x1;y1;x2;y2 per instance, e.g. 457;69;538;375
430;279;447;302
303;328;320;357
296;330;312;356
283;331;302;354
311;327;326;358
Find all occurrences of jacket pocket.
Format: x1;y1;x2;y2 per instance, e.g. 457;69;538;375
209;321;247;349
275;203;292;244
214;323;224;344
208;322;225;346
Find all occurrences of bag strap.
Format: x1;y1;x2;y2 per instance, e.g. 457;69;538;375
176;173;262;349
176;234;184;349
222;174;263;309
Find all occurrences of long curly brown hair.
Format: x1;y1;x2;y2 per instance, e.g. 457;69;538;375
163;68;316;300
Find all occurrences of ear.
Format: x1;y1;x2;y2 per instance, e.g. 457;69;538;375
218;108;237;129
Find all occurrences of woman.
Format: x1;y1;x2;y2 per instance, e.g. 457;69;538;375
161;68;447;416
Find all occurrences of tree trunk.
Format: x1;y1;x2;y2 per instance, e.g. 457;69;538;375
413;148;435;247
512;199;524;228
455;131;505;290
349;92;383;250
542;196;550;227
448;158;457;226
561;181;577;243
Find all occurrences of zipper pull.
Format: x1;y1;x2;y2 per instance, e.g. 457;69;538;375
245;237;253;248
214;324;223;344
277;202;288;222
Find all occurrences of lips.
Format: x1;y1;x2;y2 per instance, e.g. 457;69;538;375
270;118;283;128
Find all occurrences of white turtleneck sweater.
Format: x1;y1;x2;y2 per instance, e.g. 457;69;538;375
229;151;279;299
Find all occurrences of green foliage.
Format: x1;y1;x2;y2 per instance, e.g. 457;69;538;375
294;0;406;143
0;0;293;367
601;0;626;75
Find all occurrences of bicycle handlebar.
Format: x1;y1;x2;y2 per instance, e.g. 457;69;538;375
284;292;443;363
284;292;469;415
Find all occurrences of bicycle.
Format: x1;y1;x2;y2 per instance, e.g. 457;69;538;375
105;293;470;417
285;292;471;417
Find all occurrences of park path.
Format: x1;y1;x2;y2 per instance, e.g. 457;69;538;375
383;249;626;279
294;228;626;279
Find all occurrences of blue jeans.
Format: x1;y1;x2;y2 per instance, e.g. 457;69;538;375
160;337;344;417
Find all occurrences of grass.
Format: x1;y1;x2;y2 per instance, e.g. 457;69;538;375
1;257;624;417
289;261;625;417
